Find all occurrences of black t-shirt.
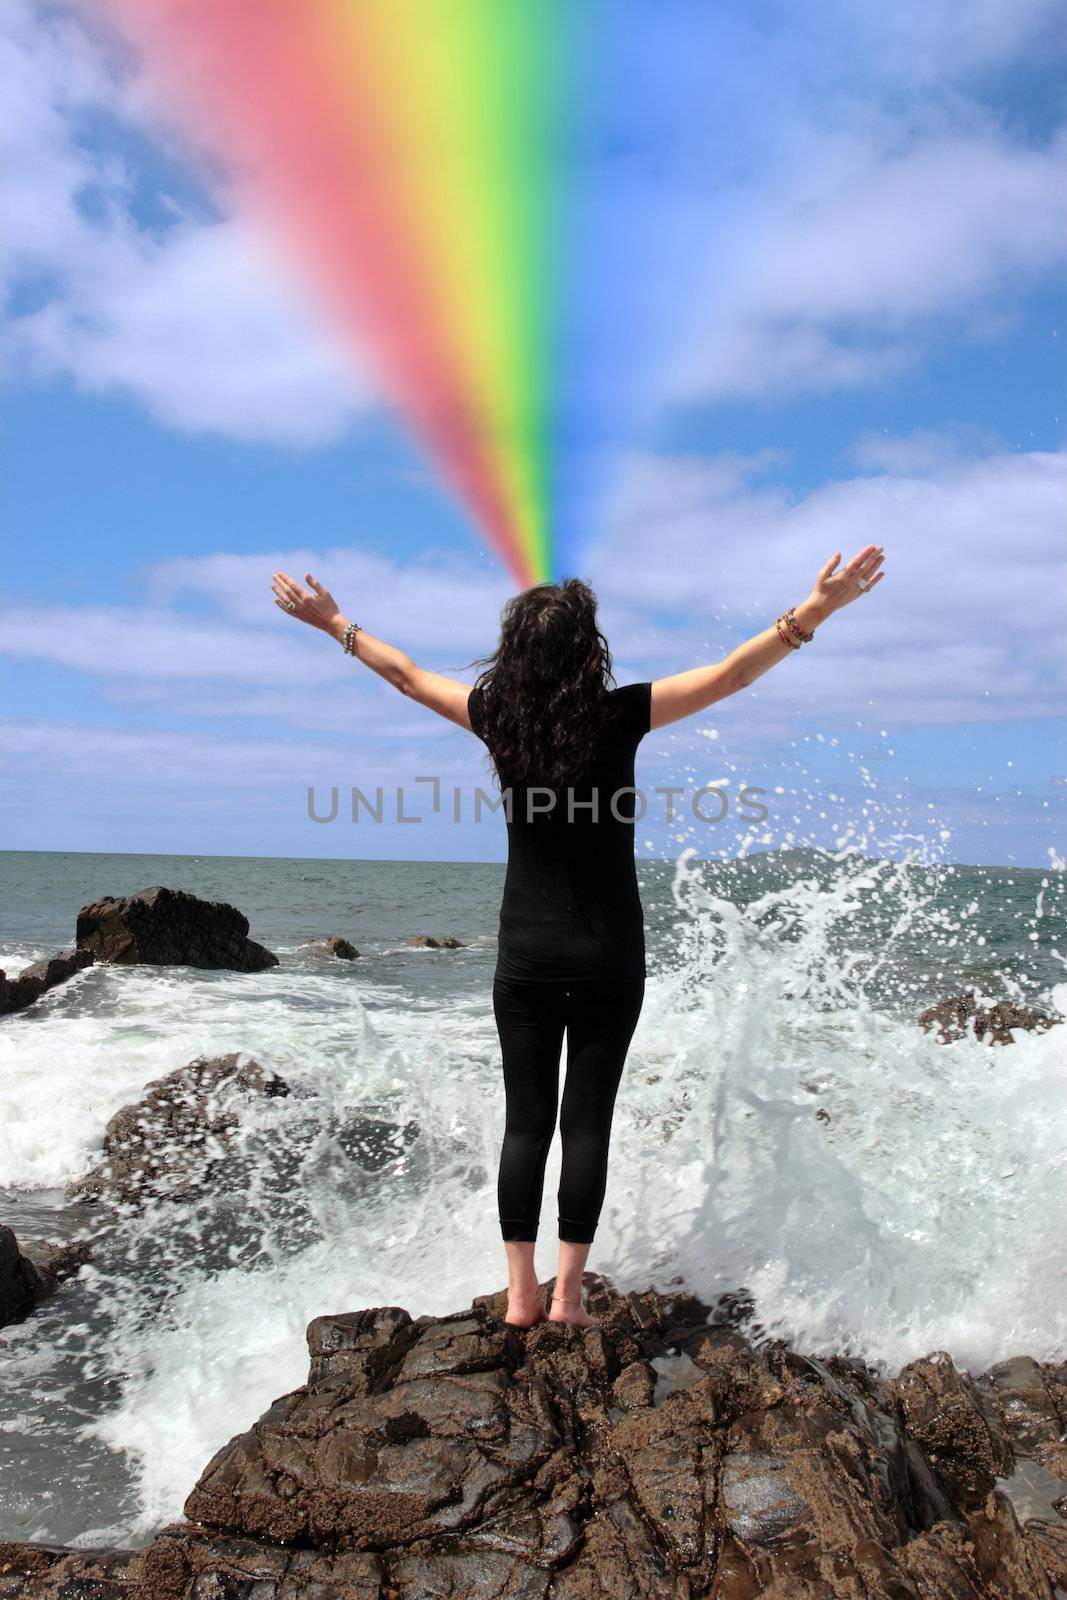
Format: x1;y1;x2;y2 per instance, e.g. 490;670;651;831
468;681;652;982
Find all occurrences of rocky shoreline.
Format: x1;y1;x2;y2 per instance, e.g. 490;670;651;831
0;884;473;1015
3;884;1064;1594
2;1278;1066;1598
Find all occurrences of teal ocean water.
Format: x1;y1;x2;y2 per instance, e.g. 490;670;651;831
0;846;1064;1546
2;846;1062;1010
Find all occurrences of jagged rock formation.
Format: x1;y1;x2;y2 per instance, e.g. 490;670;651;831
75;886;278;972
2;1280;1064;1596
918;990;1062;1045
65;1052;290;1208
0;949;94;1016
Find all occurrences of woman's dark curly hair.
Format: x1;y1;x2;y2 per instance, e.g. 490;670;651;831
470;578;615;792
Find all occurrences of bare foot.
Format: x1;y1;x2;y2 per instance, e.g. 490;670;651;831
503;1293;547;1328
548;1294;599;1328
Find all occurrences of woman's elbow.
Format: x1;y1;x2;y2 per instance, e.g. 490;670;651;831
388;659;419;696
722;661;754;697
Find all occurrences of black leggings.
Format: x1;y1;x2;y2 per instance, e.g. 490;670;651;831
493;973;646;1244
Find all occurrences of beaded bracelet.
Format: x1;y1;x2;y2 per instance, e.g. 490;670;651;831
783;606;814;644
341;620;363;655
774;615;801;650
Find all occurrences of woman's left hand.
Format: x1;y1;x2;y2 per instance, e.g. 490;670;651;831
271;570;345;635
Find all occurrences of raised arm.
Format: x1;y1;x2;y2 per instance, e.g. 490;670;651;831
650;545;885;730
271;569;474;730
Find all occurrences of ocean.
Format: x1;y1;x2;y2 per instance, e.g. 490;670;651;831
1;845;1065;1547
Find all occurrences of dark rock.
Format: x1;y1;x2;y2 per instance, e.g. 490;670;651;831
65;1052;290;1207
612;1359;656;1411
0;1542;143;1600
974;1354;1067;1480
300;936;361;960
918;990;1061;1045
0;1228;91;1329
142;1527;383;1599
15;948;94;993
329;1110;420;1173
0;969;41;1016
75;886;277;972
0;949;94;1016
899;1489;1054;1598
1025;1519;1067;1591
0;1227;45;1328
891;1349;1011;1510
3;1280;1065;1598
404;935;465;949
19;1237;93;1292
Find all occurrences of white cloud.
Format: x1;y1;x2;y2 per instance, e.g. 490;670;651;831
748;129;1066;325
0;715;504;860
0;599;326;684
784;0;1066;83
2;439;1063;745
0;542;513;737
95;678;416;740
138;545;512;645
9;222;370;445
0;715;479;788
846;424;1010;475
0;0;368;444
3;0;1065;440
591;439;1067;731
666;122;1067;404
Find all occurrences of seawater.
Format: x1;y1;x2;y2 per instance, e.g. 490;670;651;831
0;845;1065;1547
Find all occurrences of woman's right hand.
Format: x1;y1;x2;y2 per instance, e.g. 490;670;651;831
806;545;886;618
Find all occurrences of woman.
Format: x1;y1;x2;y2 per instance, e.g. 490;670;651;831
271;543;885;1328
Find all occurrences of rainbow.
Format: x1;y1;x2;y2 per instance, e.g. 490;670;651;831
90;1;739;588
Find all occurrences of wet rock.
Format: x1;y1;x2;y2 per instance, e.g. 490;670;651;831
0;1227;45;1328
900;1488;1054;1598
1025;1519;1067;1591
75;886;277;972
404;935;465;949
0;1229;91;1329
0;969;39;1016
329;1109;420;1173
3;1280;1065;1598
0;1541;142;1600
974;1354;1067;1480
300;936;361;959
891;1349;1011;1510
918;990;1061;1045
65;1051;290;1208
612;1358;656;1411
141;1528;384;1600
19;1237;93;1292
0;949;94;1016
184;1305;561;1550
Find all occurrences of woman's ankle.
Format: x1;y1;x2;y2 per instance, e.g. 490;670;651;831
508;1277;541;1297
552;1284;582;1304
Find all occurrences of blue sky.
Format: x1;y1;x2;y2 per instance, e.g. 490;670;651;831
2;0;1065;868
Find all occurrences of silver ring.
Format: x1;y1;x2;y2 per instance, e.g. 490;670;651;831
285;600;297;611
856;576;869;592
